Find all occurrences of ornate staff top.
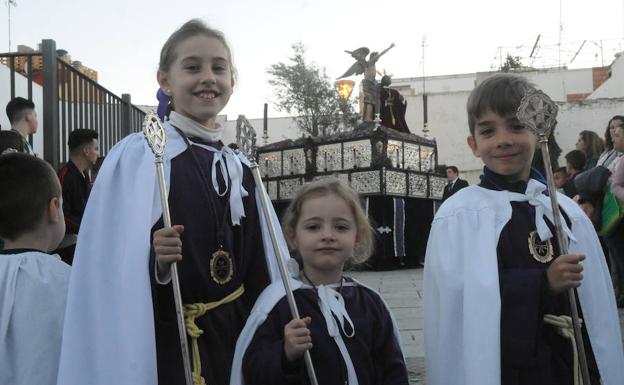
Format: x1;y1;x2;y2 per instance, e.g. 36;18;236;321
517;89;559;139
143;112;168;158
236;114;258;162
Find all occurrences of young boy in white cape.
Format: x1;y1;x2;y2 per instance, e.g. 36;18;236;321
0;153;70;385
424;74;624;385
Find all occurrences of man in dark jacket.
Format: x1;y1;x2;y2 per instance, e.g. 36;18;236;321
442;166;469;202
56;129;99;264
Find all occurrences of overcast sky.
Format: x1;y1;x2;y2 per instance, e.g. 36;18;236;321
2;0;624;119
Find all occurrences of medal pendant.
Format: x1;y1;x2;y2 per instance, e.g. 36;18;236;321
210;249;234;284
528;230;554;264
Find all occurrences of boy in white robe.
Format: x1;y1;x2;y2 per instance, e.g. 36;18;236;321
0;153;70;385
424;74;624;385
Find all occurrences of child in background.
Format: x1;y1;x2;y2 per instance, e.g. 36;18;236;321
0;153;70;385
553;166;568;194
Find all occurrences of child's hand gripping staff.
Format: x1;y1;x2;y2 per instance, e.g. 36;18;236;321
143;112;193;385
517;91;591;385
247;156;320;385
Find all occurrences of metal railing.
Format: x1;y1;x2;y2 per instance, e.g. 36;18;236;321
1;39;145;169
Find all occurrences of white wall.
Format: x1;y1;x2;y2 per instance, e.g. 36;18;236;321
392;73;476;94
523;68;594;101
393;66;596;103
220;115;314;146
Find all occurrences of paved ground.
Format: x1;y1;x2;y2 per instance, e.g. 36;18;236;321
349;267;624;384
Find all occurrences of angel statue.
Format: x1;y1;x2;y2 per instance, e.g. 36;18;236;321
338;43;395;121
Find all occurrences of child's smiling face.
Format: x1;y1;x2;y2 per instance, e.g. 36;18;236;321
158;35;234;128
467;109;537;183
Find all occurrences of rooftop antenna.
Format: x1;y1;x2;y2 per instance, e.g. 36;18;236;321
421;35;430;138
569;40;587;64
6;0;17;51
558;0;563;67
529;34;541;68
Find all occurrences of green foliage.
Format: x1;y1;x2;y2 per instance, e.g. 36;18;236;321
501;54;523;72
268;42;356;137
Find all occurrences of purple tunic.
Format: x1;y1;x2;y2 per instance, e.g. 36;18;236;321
243;277;409;385
149;141;271;385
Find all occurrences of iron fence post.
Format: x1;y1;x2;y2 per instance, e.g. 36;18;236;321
121;94;132;138
42;39;60;169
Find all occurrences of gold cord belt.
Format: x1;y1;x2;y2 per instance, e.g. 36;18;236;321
543;314;584;385
183;284;245;385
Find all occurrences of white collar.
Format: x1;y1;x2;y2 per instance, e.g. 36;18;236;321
506;179;576;243
168;111;223;143
184;137;250;227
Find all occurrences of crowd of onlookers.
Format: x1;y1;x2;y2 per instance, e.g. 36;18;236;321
552;117;624;307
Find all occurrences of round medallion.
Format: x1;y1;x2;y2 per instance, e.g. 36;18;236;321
210;250;234;285
527;230;554;264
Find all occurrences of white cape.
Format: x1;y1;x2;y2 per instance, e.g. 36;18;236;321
56;123;289;385
0;251;70;385
424;184;624;385
229;277;405;385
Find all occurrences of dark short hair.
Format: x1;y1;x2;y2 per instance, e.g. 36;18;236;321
0;153;61;240
6;97;35;124
467;74;535;136
68;129;98;152
0;130;25;153
446;166;459;174
565;149;586;171
553;166;567;175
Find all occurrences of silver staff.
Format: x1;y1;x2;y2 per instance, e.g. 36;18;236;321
235;138;319;384
143;113;193;385
517;90;590;385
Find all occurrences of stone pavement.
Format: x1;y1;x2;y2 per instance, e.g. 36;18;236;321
349;267;624;384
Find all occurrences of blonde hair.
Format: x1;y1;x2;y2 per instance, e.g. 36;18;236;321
282;178;374;266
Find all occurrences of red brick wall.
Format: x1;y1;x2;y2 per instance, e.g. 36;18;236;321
592;66;610;90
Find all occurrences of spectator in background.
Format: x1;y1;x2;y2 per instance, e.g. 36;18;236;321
553;166;568;194
5;97;37;156
597;116;624;173
441;166;469;202
562;149;586;198
0;130;25;155
56;129;99;264
576;130;605;170
606;119;624;307
575;116;624;307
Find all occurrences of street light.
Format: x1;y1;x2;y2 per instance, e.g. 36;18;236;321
335;79;355;100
